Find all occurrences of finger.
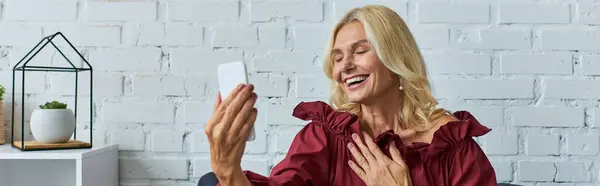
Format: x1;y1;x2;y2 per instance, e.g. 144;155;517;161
214;92;222;111
347;142;370;171
229;92;258;135
389;141;407;168
348;160;367;181
240;108;258;138
219;84;255;132
362;131;388;165
217;84;246;113
352;133;378;167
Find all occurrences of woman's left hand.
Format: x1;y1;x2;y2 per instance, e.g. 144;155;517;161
347;132;413;186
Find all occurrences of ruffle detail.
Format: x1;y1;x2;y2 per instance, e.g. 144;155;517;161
292;101;359;135
292;101;492;161
423;111;491;159
371;111;491;161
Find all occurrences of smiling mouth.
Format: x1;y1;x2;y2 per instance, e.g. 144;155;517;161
345;75;369;86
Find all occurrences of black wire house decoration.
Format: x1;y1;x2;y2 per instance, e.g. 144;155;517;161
11;32;93;151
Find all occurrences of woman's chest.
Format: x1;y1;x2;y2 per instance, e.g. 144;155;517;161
328;143;448;186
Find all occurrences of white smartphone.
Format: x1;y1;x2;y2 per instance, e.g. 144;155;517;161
217;61;255;141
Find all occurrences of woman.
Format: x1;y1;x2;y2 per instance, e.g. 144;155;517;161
202;5;497;186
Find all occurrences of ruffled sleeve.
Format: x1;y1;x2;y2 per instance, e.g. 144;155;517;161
430;111;497;185
292;101;358;135
424;111;492;160
227;101;340;186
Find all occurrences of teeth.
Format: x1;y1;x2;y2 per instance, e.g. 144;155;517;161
345;76;368;85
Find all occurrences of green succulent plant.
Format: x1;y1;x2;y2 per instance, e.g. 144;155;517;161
0;85;4;101
39;101;68;109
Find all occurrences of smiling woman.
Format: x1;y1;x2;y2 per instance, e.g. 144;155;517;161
201;4;497;186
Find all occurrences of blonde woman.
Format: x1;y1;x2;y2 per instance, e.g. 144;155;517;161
202;4;497;186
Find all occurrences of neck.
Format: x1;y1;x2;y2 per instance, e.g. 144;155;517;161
358;89;402;137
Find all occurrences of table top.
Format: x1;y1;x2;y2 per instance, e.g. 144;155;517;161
0;144;118;160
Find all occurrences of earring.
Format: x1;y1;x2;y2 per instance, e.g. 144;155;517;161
399;86;403;90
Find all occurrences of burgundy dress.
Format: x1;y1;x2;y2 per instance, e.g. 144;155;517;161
228;101;497;186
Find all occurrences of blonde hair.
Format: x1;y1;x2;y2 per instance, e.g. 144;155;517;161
323;5;448;131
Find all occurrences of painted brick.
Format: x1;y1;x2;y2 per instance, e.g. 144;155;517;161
331;0;408;22
491;161;513;182
0;71;46;94
250;1;323;22
47;25;122;46
295;74;330;98
88;48;162;72
119;158;189;179
190;131;209;153
417;2;490;23
0;24;43;46
168;1;238;22
132;75;186;97
48;74;123;97
540;29;600;50
510;107;584;127
249;74;288;97
581;55;600;75
267;103;305;125
252;51;319;72
87;2;157;21
483;131;518;155
5;0;77;21
500;52;573;74
125;23;165;46
293;25;328;49
170;48;243;76
424;54;491;75
259;24;286;48
518;161;556;181
410;27;449;49
566;133;600;155
211;26;258;47
578;3;600;25
451;28;531;50
183;102;214;124
546;79;600;99
150;130;184;152
525;135;560;155
166;23;203;46
103;102;175;123
276;127;304;153
555;162;591;182
498;3;570;24
109;129;145;151
192;159;212;177
431;79;535;99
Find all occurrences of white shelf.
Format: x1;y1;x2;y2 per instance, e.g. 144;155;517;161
0;144;119;186
0;144;117;160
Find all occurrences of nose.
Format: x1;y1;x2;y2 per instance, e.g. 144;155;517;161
341;55;356;73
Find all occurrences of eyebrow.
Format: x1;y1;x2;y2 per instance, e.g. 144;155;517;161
331;39;369;55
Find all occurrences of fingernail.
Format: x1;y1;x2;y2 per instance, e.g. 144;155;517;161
238;84;245;90
347;143;353;149
390;141;396;147
352;133;358;140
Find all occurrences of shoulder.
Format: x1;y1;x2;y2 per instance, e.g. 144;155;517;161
423;110;492;159
292;101;358;136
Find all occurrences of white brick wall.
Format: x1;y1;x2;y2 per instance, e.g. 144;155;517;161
0;0;599;185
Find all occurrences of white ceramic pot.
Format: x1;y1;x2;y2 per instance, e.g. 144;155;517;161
30;109;76;143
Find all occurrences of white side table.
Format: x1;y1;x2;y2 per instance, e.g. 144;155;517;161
0;144;118;186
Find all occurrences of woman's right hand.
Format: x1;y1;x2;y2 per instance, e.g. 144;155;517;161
205;84;258;181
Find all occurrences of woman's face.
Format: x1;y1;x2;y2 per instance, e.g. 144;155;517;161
331;21;398;104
